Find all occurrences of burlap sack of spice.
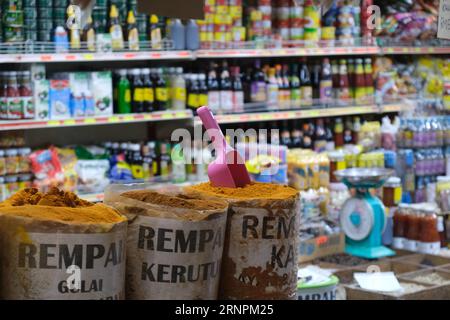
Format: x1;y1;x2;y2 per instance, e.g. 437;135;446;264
104;183;229;300
185;182;300;300
0;188;128;300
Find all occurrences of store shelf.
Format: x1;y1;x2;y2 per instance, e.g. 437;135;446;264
195;104;403;125
382;47;450;55
196;46;380;58
0;110;193;131
1;46;449;64
0;50;195;64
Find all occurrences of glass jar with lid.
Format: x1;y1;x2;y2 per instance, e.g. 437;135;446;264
393;204;408;249
383;177;402;207
418;207;441;254
328;151;346;183
404;207;421;252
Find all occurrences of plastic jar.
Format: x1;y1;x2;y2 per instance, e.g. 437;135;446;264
17;147;31;173
417;208;441;254
383;177;402;207
0;150;6;176
5;149;19;175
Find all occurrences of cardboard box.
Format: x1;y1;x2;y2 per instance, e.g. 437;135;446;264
137;0;204;19
33;80;49;120
299;233;345;264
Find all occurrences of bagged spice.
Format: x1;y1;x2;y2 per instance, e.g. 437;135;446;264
185;182;300;300
104;184;229;300
0;188;127;300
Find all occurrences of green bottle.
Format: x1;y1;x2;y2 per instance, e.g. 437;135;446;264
118;69;131;114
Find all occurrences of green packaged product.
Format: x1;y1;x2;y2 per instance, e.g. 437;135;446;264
37;7;53;18
23;7;37;19
3;26;24;42
3;10;24;26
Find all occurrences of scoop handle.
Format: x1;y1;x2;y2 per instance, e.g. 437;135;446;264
197;106;227;154
197;106;221;132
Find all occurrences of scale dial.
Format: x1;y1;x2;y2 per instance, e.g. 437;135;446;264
340;198;374;241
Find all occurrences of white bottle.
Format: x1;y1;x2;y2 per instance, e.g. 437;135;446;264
172;67;186;110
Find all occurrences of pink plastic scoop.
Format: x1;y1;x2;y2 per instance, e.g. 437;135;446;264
197;106;251;188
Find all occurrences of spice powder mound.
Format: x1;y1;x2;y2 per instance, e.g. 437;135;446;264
0;188;126;224
187;182;298;200
120;190;228;210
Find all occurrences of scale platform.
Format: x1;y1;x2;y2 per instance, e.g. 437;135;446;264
334;168;394;189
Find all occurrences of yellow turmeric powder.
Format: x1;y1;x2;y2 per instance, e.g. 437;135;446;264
186;182;298;200
0;188;126;224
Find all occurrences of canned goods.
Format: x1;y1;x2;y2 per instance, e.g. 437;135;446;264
24;18;38;29
3;10;24;26
37;19;54;30
95;0;108;6
37;7;53;19
37;0;50;7
37;30;52;41
23;7;38;19
53;7;66;19
3;26;24;42
24;31;37;41
52;0;68;7
53;19;66;28
24;0;38;6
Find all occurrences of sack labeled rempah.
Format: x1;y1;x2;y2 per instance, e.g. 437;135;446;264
104;184;229;300
185;182;300;300
0;188;127;300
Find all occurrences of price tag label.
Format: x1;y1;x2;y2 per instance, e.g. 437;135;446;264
84;118;97;124
47;120;59;126
124;115;135;122
83;54;95;60
438;0;450;39
109;116;120;123
64;119;76;126
175;112;187;118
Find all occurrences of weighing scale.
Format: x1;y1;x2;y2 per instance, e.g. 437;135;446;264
335;168;396;260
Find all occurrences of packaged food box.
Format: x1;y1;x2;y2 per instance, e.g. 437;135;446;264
33;79;49;120
49;80;71;120
90;72;113;117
